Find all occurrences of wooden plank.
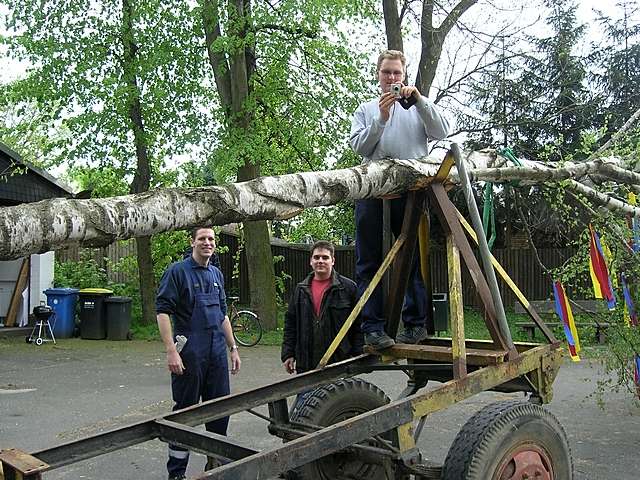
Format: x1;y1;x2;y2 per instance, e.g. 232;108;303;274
5;258;30;327
418;209;434;334
447;234;467;378
434;152;455;182
367;344;507;366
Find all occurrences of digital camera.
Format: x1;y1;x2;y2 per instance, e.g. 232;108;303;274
390;83;401;97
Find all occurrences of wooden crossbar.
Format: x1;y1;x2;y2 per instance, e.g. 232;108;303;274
365;344;508;366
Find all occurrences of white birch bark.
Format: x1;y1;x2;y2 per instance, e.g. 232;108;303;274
0;151;637;260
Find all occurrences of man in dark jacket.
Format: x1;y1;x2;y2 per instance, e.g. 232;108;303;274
281;240;363;376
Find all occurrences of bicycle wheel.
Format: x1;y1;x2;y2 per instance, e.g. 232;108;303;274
232;310;263;347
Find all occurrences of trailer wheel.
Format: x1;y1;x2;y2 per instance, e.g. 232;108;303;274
290;378;391;480
441;400;573;480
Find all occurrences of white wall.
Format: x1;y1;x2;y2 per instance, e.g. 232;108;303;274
29;252;54;312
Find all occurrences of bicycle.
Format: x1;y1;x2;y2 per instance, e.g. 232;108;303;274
228;296;263;347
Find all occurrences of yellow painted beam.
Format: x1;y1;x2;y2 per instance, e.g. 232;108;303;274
434;152;455;182
396;422;416;453
447;234;467;378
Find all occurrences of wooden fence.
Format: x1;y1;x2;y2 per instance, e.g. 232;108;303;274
56;232;578;308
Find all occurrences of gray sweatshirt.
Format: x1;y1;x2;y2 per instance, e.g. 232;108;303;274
349;96;452;163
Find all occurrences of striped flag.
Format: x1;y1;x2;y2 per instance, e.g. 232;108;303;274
553;281;581;362
588;225;616;310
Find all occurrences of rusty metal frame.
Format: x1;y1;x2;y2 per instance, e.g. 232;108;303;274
0;342;563;480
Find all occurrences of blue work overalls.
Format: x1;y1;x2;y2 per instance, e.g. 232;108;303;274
167;268;229;478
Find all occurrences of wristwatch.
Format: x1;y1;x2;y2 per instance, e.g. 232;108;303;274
229;344;238;352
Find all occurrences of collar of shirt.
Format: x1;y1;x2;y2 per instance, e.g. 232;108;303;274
187;255;213;271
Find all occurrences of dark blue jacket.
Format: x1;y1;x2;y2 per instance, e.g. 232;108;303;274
156;256;227;331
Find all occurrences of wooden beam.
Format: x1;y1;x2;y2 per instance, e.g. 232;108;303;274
386;191;425;338
455;210;558;345
429;184;508;351
366;344;507;366
5;258;30;327
418;208;434;334
447;234;467;378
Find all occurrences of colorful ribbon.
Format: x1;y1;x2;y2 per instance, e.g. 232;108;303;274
621;272;638;327
628;192;640;253
588;225;616;310
553;280;581;362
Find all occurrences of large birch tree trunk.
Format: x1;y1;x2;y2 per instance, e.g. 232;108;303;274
0;152;636;261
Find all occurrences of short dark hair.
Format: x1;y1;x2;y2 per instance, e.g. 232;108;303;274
311;240;335;257
190;227;214;240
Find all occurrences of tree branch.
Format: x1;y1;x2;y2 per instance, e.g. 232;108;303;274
253;23;318;38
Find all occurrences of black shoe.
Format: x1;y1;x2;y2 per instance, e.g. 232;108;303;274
396;326;428;344
364;331;395;350
168;475;186;480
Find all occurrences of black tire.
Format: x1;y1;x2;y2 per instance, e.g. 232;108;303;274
442;400;573;480
231;310;262;347
290;378;391;480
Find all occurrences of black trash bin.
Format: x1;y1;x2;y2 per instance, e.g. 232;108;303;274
432;293;449;332
79;288;113;339
105;296;132;341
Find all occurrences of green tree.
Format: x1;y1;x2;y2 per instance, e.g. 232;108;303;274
1;0;215;324
464;0;595;161
199;0;375;328
592;0;640;145
2;0;378;329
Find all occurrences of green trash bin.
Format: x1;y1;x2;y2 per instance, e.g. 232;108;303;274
433;293;449;332
79;288;113;339
105;296;132;341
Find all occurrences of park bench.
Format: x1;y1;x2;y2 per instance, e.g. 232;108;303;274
514;300;611;344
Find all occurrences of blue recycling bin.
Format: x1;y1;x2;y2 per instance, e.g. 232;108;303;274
44;288;79;338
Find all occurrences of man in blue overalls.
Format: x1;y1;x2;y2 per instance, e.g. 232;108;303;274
156;227;241;480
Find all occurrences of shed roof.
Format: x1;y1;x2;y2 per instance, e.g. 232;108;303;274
0;142;74;206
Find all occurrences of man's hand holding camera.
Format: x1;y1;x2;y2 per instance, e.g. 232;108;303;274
379;83;420;121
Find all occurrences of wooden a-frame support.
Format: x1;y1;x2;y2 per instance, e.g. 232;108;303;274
319;151;559;373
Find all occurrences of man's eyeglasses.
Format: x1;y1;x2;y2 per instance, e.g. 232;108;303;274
380;69;403;77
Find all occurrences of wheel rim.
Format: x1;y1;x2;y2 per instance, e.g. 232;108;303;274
495;444;553;480
233;312;261;346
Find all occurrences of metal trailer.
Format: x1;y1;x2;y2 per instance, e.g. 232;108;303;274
0;147;570;480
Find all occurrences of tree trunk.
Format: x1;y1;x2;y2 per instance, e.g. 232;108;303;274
203;0;278;328
242;220;277;329
237;160;277;329
1;153;636;260
382;0;403;51
380;0;477;93
122;0;156;325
